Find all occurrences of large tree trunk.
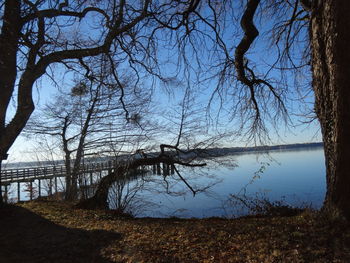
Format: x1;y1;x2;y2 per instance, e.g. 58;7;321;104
0;1;22;161
311;0;350;219
0;1;28;204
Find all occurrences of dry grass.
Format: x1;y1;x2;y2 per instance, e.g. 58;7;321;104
0;200;350;262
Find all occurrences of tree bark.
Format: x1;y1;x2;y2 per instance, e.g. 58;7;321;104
0;1;24;204
0;0;22;160
311;0;350;219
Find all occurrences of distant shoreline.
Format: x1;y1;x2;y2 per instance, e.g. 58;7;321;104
3;142;323;169
202;142;323;157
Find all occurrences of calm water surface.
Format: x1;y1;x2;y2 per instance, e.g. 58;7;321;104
110;147;326;218
5;147;326;218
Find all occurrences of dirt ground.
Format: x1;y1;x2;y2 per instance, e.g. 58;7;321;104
1;200;350;262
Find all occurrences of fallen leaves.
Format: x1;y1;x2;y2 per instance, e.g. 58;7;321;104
4;200;349;262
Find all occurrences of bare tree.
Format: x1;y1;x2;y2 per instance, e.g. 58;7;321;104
193;0;350;219
77;144;207;210
0;0;204;203
25;71;153;200
76;83;227;209
2;0;348;221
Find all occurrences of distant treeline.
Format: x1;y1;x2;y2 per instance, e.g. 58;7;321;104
4;142;323;169
194;142;324;158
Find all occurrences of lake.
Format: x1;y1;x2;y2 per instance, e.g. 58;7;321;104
3;146;325;218
107;146;326;218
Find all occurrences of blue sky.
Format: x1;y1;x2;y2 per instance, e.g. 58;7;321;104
5;71;321;164
4;1;322;163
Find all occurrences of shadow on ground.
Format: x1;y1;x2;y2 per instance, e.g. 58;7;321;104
0;204;121;263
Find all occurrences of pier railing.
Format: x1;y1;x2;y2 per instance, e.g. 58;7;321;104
0;159;119;184
0;159;173;203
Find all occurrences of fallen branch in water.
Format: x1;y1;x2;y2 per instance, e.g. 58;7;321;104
77;145;206;210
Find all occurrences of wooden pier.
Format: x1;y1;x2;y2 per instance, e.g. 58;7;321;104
0;160;121;202
1;160;119;184
0;160;170;203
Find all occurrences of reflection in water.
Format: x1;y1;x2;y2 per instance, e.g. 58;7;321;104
106;147;326;218
5;147;325;218
107;173;158;216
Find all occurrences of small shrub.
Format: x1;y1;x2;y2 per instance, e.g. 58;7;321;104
228;193;305;217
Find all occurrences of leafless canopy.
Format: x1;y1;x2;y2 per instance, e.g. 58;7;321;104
0;0;313;163
0;0;211;162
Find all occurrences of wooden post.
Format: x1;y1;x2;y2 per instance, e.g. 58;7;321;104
38;179;41;197
153;165;156;174
4;184;8;204
157;163;161;175
166;164;170;175
90;172;93;186
17;182;20;202
49;178;52;196
162;163;169;176
171;164;175;175
30;180;33;201
55;176;58;194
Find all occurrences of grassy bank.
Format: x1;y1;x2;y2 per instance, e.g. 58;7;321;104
0;200;349;262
